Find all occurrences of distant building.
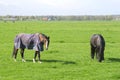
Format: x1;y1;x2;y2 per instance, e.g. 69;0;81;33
3;18;16;23
42;17;48;21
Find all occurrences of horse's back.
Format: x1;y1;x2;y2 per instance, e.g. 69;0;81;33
90;34;105;47
15;33;39;41
14;33;42;51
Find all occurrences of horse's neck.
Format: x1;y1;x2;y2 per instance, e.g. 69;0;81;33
39;34;44;42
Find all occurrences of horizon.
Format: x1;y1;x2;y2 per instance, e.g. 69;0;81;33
1;14;120;16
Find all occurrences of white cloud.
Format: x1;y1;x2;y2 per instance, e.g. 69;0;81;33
0;0;120;15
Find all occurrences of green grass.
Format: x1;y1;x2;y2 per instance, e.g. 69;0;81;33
0;21;120;80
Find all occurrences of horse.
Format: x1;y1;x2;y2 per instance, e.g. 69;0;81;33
90;34;105;62
12;33;50;63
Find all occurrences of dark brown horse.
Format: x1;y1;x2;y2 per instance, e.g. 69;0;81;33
12;33;50;63
90;34;105;62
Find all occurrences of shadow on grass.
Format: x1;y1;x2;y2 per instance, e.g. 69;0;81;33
117;76;120;79
108;58;120;62
27;59;76;65
48;50;59;54
42;59;76;65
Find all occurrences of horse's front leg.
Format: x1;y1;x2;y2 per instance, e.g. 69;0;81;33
20;48;26;62
33;51;37;63
37;51;42;63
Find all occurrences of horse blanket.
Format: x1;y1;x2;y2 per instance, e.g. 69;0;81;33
14;33;43;51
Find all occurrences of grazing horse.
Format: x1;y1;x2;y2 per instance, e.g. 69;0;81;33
12;33;50;63
90;34;105;62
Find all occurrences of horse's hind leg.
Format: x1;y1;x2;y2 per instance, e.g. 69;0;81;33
20;48;26;62
13;48;18;62
98;53;104;62
91;45;95;59
97;48;104;62
102;53;104;60
101;50;104;61
98;53;102;62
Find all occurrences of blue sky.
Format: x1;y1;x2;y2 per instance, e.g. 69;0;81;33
0;0;120;15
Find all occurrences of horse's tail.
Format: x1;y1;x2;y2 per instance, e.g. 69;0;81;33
12;34;19;58
12;45;16;58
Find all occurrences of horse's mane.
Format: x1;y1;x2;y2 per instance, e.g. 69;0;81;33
39;33;48;39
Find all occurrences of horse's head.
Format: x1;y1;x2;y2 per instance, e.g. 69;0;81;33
39;33;50;50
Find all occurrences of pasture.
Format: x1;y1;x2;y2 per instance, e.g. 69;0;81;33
0;21;120;80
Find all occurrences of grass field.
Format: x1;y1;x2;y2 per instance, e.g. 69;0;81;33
0;21;120;80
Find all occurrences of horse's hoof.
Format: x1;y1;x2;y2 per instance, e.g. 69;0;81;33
14;59;17;62
38;61;42;64
33;59;36;63
22;59;26;62
33;61;36;63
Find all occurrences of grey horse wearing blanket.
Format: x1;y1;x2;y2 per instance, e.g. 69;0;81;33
90;34;105;62
12;33;50;63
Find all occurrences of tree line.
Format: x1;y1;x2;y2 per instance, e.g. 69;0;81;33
0;15;120;21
